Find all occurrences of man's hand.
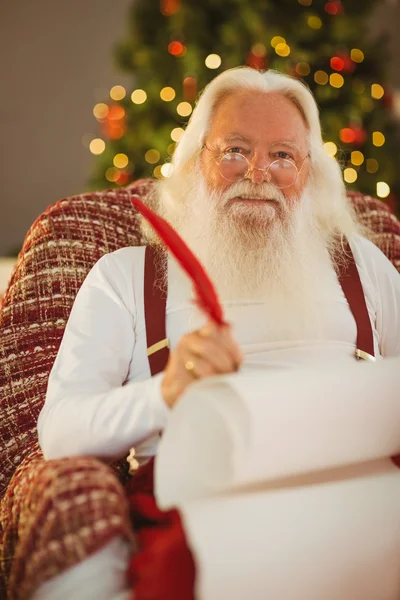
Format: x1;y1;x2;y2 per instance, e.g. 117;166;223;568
161;321;243;408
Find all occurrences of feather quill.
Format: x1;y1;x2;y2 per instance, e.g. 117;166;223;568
130;194;226;326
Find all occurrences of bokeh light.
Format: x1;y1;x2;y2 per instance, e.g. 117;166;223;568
161;163;174;177
145;149;161;164
131;89;147;104
330;73;344;88
275;43;290;57
160;86;176;101
89;138;106;155
351;151;364;166
376;182;390;198
343;168;358;183
314;70;329;85
270;36;286;48
251;43;267;57
177;101;192;116
205;54;222;69
324;141;337;157
350;48;364;63
295;62;311;76
105;167;120;182
371;84;384;100
93;103;109;120
171;127;185;141
366;158;379;173
308;16;322;29
372;131;385;147
110;85;126;101
153;165;164;179
113;153;129;169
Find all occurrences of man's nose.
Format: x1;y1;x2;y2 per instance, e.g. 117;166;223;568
247;167;266;185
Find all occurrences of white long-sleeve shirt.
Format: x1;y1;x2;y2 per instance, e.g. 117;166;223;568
38;235;400;461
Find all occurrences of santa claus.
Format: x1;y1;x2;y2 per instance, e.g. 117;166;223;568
35;67;400;599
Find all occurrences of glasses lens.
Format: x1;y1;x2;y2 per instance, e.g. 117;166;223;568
267;159;298;189
219;154;248;181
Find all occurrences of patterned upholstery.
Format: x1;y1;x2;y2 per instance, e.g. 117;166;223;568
0;183;399;599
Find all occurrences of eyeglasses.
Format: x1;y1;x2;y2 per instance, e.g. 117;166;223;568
204;146;309;189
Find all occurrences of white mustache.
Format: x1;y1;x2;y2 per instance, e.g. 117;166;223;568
220;181;286;204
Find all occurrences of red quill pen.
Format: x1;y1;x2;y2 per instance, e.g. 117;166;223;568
130;194;226;326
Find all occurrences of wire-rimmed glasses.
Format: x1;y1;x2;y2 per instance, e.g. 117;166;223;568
204;146;309;189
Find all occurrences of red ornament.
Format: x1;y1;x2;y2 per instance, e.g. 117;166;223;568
161;0;181;16
324;1;343;15
330;56;345;71
246;51;266;70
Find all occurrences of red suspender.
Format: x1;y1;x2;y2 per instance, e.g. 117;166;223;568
143;239;375;372
337;239;375;361
144;245;170;376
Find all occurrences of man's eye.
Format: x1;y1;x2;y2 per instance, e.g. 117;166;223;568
226;147;245;154
275;151;294;160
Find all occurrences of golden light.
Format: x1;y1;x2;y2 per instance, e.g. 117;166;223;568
330;73;344;88
366;158;379;173
295;62;311;76
145;149;161;164
131;89;147;104
371;83;384;100
110;85;126;101
160;86;176;101
372;131;385;147
324;141;337;157
308;16;322;29
351;151;364;166
93;103;109;120
298;0;312;5
105;167;120;182
314;70;329;85
177;101;192;117
376;182;390;198
167;142;176;154
251;43;267;57
275;43;290;57
171;127;185;142
350;48;364;63
161;163;174;178
343;168;358;184
270;36;286;48
89;138;106;155
153;165;164;179
205;54;222;69
113;153;129;169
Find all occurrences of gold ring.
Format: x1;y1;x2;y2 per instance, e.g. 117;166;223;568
184;360;198;378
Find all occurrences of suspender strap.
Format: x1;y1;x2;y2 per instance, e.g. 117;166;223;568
338;239;375;361
144;245;170;376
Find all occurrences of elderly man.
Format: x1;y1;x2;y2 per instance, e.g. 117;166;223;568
36;67;400;599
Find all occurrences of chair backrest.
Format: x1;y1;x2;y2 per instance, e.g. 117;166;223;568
0;183;399;497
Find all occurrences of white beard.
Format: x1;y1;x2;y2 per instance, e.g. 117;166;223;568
156;166;342;336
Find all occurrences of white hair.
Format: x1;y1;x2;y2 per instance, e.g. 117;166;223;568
162;66;362;245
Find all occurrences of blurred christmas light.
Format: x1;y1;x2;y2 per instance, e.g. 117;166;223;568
168;41;185;56
205;54;222;69
324;141;337;157
89;138;106;155
343;168;358;183
330;73;344;88
376;182;390;198
105;167;120;182
251;43;267;57
314;70;329;85
351;151;364;166
270;36;286;48
298;0;312;5
340;128;356;143
366;158;379;173
324;1;342;14
275;43;290;57
113;153;129;169
295;62;310;76
371;84;384;100
108;105;125;120
372;131;385;146
308;16;322;29
177;101;192;116
93;103;109;120
352;79;365;94
160;86;176;101
161;163;174;177
350;48;364;63
153;165;164;179
110;85;126;101
171;127;185;141
183;77;197;101
145;149;161;164
161;0;181;16
131;89;147;104
330;57;344;71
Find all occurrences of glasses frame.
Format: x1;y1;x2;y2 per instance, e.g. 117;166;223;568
203;145;310;189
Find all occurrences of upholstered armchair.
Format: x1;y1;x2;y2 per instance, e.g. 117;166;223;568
0;182;399;599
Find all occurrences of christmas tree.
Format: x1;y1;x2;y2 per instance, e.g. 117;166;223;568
88;0;400;212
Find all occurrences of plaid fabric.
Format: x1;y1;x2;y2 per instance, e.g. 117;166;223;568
0;184;399;599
